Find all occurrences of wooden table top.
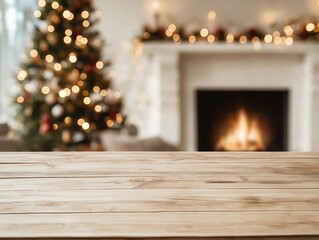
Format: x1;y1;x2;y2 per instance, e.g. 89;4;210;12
0;152;319;240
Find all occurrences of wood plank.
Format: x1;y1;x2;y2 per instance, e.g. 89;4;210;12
1;161;318;178
1;212;319;238
1;189;319;214
0;152;318;164
1;175;319;190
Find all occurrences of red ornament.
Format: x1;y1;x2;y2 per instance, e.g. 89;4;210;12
39;113;53;135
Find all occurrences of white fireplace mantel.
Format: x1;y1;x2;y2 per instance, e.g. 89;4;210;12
142;42;319;151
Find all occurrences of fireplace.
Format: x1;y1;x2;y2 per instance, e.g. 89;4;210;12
197;90;289;151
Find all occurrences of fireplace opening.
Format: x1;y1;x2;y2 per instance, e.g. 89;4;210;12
197;90;289;151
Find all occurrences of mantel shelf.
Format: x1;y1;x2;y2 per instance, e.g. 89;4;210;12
143;42;319;54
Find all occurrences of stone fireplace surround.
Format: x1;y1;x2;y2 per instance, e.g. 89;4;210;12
142;43;319;151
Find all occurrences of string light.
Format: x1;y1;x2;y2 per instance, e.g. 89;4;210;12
100;89;107;96
80;73;87;80
93;86;101;93
200;28;209;38
17;70;28;81
285;37;293;46
189;35;196;43
109;70;117;78
81;10;89;19
168;24;177;32
30;49;38;58
38;0;46;7
274;36;281;45
264;34;273;43
47;25;55;32
41;86;50;95
65;29;72;36
165;29;173;37
59;89;67;98
96;61;104;69
83;20;90;27
207;34;215;43
116;114;123;124
64;88;71;96
306;23;315;32
82;122;90;130
64;117;72;125
51;1;59;9
64;36;72;44
83;97;91;105
69;53;77;63
284;25;294;36
72;85;80;93
106;119;114;128
77;118;85;126
34;10;41;18
78;80;84;87
45;54;54;63
80;37;88;45
226;34;234;43
53;124;59;130
17;96;24;104
54;63;62;71
239;36;247;44
94;105;102;112
173;33;180;42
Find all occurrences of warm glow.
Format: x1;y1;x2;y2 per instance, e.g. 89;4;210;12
95;105;102;112
30;49;38;57
83;20;90;27
82;122;90;130
38;0;46;7
51;1;59;9
100;89;108;96
306;23;315;32
96;61;104;69
41;86;50;95
64;117;72;125
216;109;266;151
93;86;101;93
54;63;62;71
47;25;55;32
65;29;72;36
64;36;72;44
189;35;196;43
208;10;216;21
81;10;90;19
17;96;24;103
284;25;294;36
226;34;234;43
173;34;181;42
285;37;293;46
168;24;177;32
77;118;85;126
34;10;41;18
114;91;121;99
17;70;28;81
106;119;114;128
72;85;80;93
83;97;91;105
80;73;87;80
239;36;247;44
264;34;273;43
59;89;67;98
69;53;77;63
63;10;71;19
166;29;173;37
200;28;209;37
207;34;215;43
45;54;54;63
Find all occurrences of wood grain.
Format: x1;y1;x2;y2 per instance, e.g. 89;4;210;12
0;152;318;239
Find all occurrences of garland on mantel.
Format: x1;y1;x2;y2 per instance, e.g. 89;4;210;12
138;18;319;46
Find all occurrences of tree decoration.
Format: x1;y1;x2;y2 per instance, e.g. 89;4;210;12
15;0;124;151
138;16;319;45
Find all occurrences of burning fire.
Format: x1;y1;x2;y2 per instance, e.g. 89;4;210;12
216;109;266;151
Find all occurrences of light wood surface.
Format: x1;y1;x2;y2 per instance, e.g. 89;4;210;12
0;152;319;239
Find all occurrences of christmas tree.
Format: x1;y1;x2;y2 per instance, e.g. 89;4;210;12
15;0;124;151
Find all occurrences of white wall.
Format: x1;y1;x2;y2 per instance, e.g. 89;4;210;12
94;0;319;135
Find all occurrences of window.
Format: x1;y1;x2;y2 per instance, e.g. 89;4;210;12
0;0;35;122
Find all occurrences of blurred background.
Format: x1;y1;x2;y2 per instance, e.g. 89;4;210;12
0;0;318;151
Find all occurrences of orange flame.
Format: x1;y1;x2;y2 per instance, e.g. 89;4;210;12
216;109;266;151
